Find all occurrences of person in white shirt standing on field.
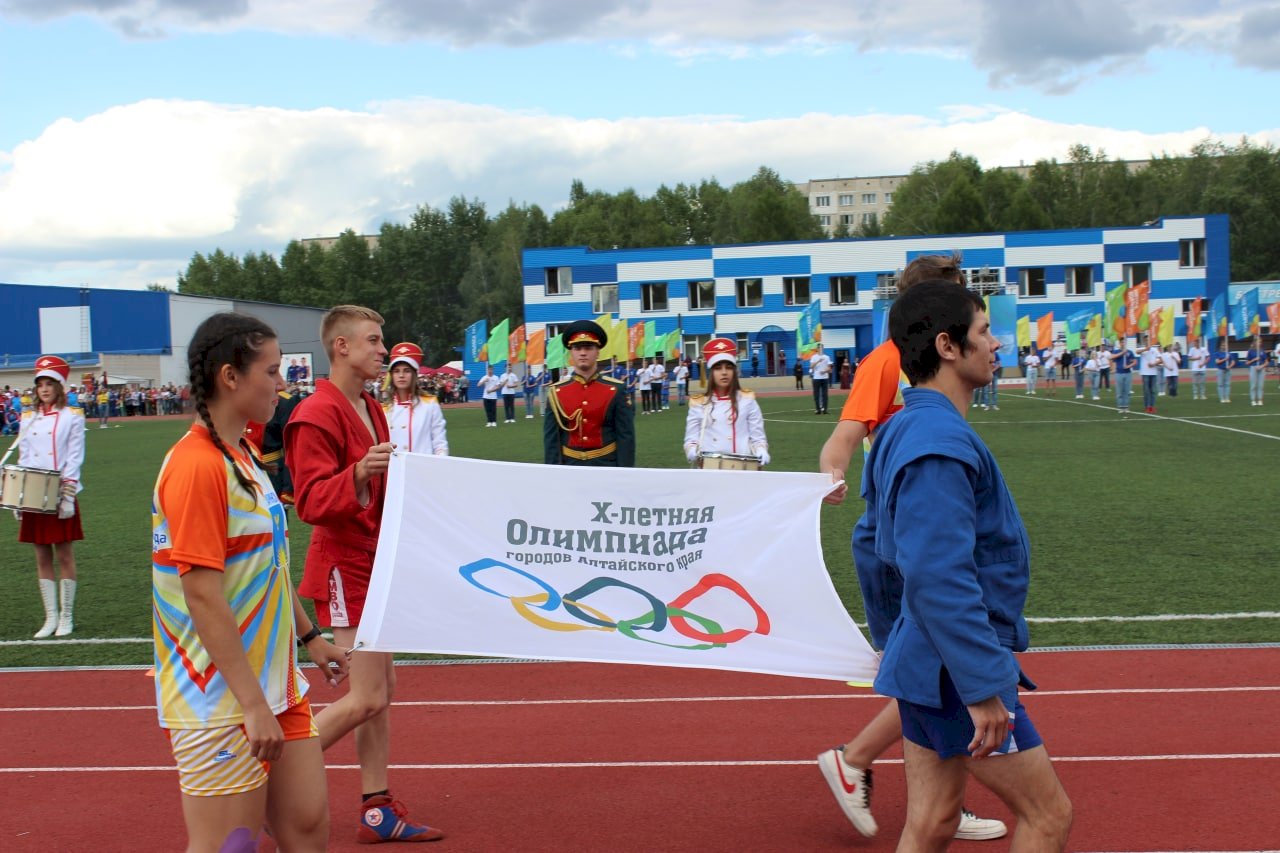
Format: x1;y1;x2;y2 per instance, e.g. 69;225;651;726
1042;346;1059;396
1187;340;1210;400
1139;338;1163;413
1023;349;1041;394
1161;345;1181;397
672;360;690;406
383;342;449;456
498;365;520;423
810;345;833;414
1096;346;1112;392
479;365;503;427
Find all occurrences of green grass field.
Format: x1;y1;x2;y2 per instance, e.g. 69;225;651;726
2;380;1277;668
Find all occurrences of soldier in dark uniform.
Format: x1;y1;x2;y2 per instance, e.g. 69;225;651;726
261;387;302;504
544;320;635;466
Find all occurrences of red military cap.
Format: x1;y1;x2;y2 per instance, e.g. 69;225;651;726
34;355;71;387
703;337;738;370
388;342;423;371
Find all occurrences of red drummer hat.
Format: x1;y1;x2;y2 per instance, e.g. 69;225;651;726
703;337;738;370
388;342;423;371
34;355;71;387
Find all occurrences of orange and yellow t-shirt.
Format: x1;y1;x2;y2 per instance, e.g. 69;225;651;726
839;340;910;454
151;424;307;730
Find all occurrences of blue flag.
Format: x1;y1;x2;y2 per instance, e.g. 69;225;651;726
1237;287;1261;339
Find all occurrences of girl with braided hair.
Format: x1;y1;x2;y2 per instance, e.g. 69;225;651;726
151;312;349;852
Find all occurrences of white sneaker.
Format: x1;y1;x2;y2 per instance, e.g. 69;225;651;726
525;415;533;419
954;808;1008;840
817;748;876;837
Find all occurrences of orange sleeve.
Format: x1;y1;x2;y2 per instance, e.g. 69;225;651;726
838;341;902;431
159;443;230;575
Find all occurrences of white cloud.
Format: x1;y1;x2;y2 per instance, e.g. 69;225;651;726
3;1;1275;92
2;97;1277;289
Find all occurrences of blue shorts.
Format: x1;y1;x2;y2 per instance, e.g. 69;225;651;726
897;670;1043;760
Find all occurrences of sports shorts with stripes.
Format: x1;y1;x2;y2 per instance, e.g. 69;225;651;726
166;697;317;797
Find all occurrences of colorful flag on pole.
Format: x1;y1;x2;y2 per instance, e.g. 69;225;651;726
1105;284;1127;343
484;318;510;366
643;321;657;357
546;334;567;370
796;300;823;358
1237;287;1261;338
1212;293;1229;344
464;319;488;363
1085;314;1103;348
628;322;646;361
1158;306;1175;346
1016;315;1031;348
986;294;1018;368
526;329;546;366
1186;298;1203;342
1036;313;1054;350
1065;310;1091;351
509;324;526;364
1126;282;1150;334
662;329;683;360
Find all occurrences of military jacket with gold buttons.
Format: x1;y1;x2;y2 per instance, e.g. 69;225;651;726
543;371;635;466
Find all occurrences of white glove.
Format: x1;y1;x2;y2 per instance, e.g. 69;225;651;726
12;509;19;522
58;497;75;520
59;478;76;499
754;446;770;468
684;445;700;464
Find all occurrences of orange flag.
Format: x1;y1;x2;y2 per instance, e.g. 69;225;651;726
526;329;546;366
1036;313;1054;350
1187;298;1203;342
1126;282;1150;334
627;323;645;361
1267;303;1280;333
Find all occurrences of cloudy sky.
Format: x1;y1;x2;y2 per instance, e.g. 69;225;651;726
2;0;1278;290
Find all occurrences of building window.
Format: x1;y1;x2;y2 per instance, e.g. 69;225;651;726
860;212;877;226
684;334;712;364
591;284;618;314
818;214;831;227
884;192;893;204
814;195;831;207
735;278;763;308
1123;263;1151;287
840;214;853;226
1066;266;1094;296
783;276;810;306
838;193;854;206
687;280;715;310
736;333;750;362
830;275;857;305
1019;268;1046;298
1179;238;1205;268
861;193;877;204
544;267;572;296
641;282;668;312
875;272;897;296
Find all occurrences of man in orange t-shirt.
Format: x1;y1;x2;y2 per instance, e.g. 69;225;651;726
816;255;1007;842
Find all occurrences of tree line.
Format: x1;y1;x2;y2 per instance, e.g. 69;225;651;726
176;143;1280;365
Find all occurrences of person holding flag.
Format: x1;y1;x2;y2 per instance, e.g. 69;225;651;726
383;342;449;456
1246;335;1266;406
544;320;634;467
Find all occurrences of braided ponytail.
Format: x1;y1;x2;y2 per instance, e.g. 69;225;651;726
188;313;277;505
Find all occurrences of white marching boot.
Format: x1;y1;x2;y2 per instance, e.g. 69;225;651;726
55;578;76;637
34;579;58;639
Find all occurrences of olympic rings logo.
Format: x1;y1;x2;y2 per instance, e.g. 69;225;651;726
458;558;771;650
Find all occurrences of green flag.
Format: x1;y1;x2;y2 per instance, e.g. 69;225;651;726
644;321;656;356
485;318;510;366
546;335;567;370
1105;284;1126;343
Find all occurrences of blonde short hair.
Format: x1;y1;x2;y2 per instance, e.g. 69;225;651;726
321;305;385;358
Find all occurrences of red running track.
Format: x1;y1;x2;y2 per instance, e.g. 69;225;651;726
1;647;1277;851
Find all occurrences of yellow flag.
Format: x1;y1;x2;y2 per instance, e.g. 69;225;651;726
1085;314;1102;347
1158;306;1175;346
1016;315;1031;348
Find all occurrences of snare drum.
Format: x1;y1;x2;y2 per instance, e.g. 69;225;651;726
697;452;761;471
1;465;62;514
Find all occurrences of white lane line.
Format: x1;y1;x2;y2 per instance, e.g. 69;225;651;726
4;753;1278;773
1011;393;1280;441
4;685;1277;713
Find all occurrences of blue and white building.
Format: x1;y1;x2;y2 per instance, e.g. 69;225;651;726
521;215;1230;373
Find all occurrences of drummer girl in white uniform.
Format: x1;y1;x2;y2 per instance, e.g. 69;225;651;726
15;355;86;638
683;338;770;468
383;342;449;455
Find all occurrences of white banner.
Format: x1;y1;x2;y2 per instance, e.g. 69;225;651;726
356;453;879;683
